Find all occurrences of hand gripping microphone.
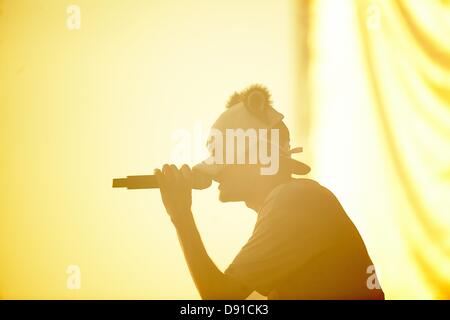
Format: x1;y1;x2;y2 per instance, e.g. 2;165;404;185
112;169;212;190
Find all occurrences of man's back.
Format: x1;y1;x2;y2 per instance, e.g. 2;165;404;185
225;179;384;299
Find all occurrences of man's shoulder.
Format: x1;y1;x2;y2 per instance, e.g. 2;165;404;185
281;178;324;192
269;179;328;205
259;178;338;220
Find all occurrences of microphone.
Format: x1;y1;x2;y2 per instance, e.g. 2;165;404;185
112;170;212;190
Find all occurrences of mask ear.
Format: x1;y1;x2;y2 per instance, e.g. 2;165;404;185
242;84;272;123
247;91;266;114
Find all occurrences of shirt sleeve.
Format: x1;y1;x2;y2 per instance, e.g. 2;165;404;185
224;183;334;296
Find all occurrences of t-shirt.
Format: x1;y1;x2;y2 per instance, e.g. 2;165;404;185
224;179;384;299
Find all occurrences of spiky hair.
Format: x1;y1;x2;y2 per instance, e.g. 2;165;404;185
225;84;273;110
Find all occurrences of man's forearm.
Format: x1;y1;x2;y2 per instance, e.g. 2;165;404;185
172;211;248;300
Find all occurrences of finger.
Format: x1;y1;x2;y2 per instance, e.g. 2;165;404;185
180;165;192;188
180;164;192;180
170;164;182;182
162;164;170;175
154;168;166;189
162;163;174;182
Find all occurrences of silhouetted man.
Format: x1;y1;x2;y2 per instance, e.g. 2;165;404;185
154;84;384;300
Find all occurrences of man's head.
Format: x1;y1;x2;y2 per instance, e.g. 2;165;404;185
213;121;293;203
193;84;310;204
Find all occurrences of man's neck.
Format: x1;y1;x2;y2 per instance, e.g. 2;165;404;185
245;178;291;212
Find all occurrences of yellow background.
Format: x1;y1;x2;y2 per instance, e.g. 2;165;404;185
0;0;301;299
1;0;449;299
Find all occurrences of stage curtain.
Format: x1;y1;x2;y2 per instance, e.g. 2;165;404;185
306;0;450;298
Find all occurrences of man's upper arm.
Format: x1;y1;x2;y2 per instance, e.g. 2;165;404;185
222;272;254;299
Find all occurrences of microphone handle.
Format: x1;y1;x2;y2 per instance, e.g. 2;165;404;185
113;175;159;189
112;173;212;190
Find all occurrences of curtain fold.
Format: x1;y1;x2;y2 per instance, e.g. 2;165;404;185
355;0;450;298
308;0;450;298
